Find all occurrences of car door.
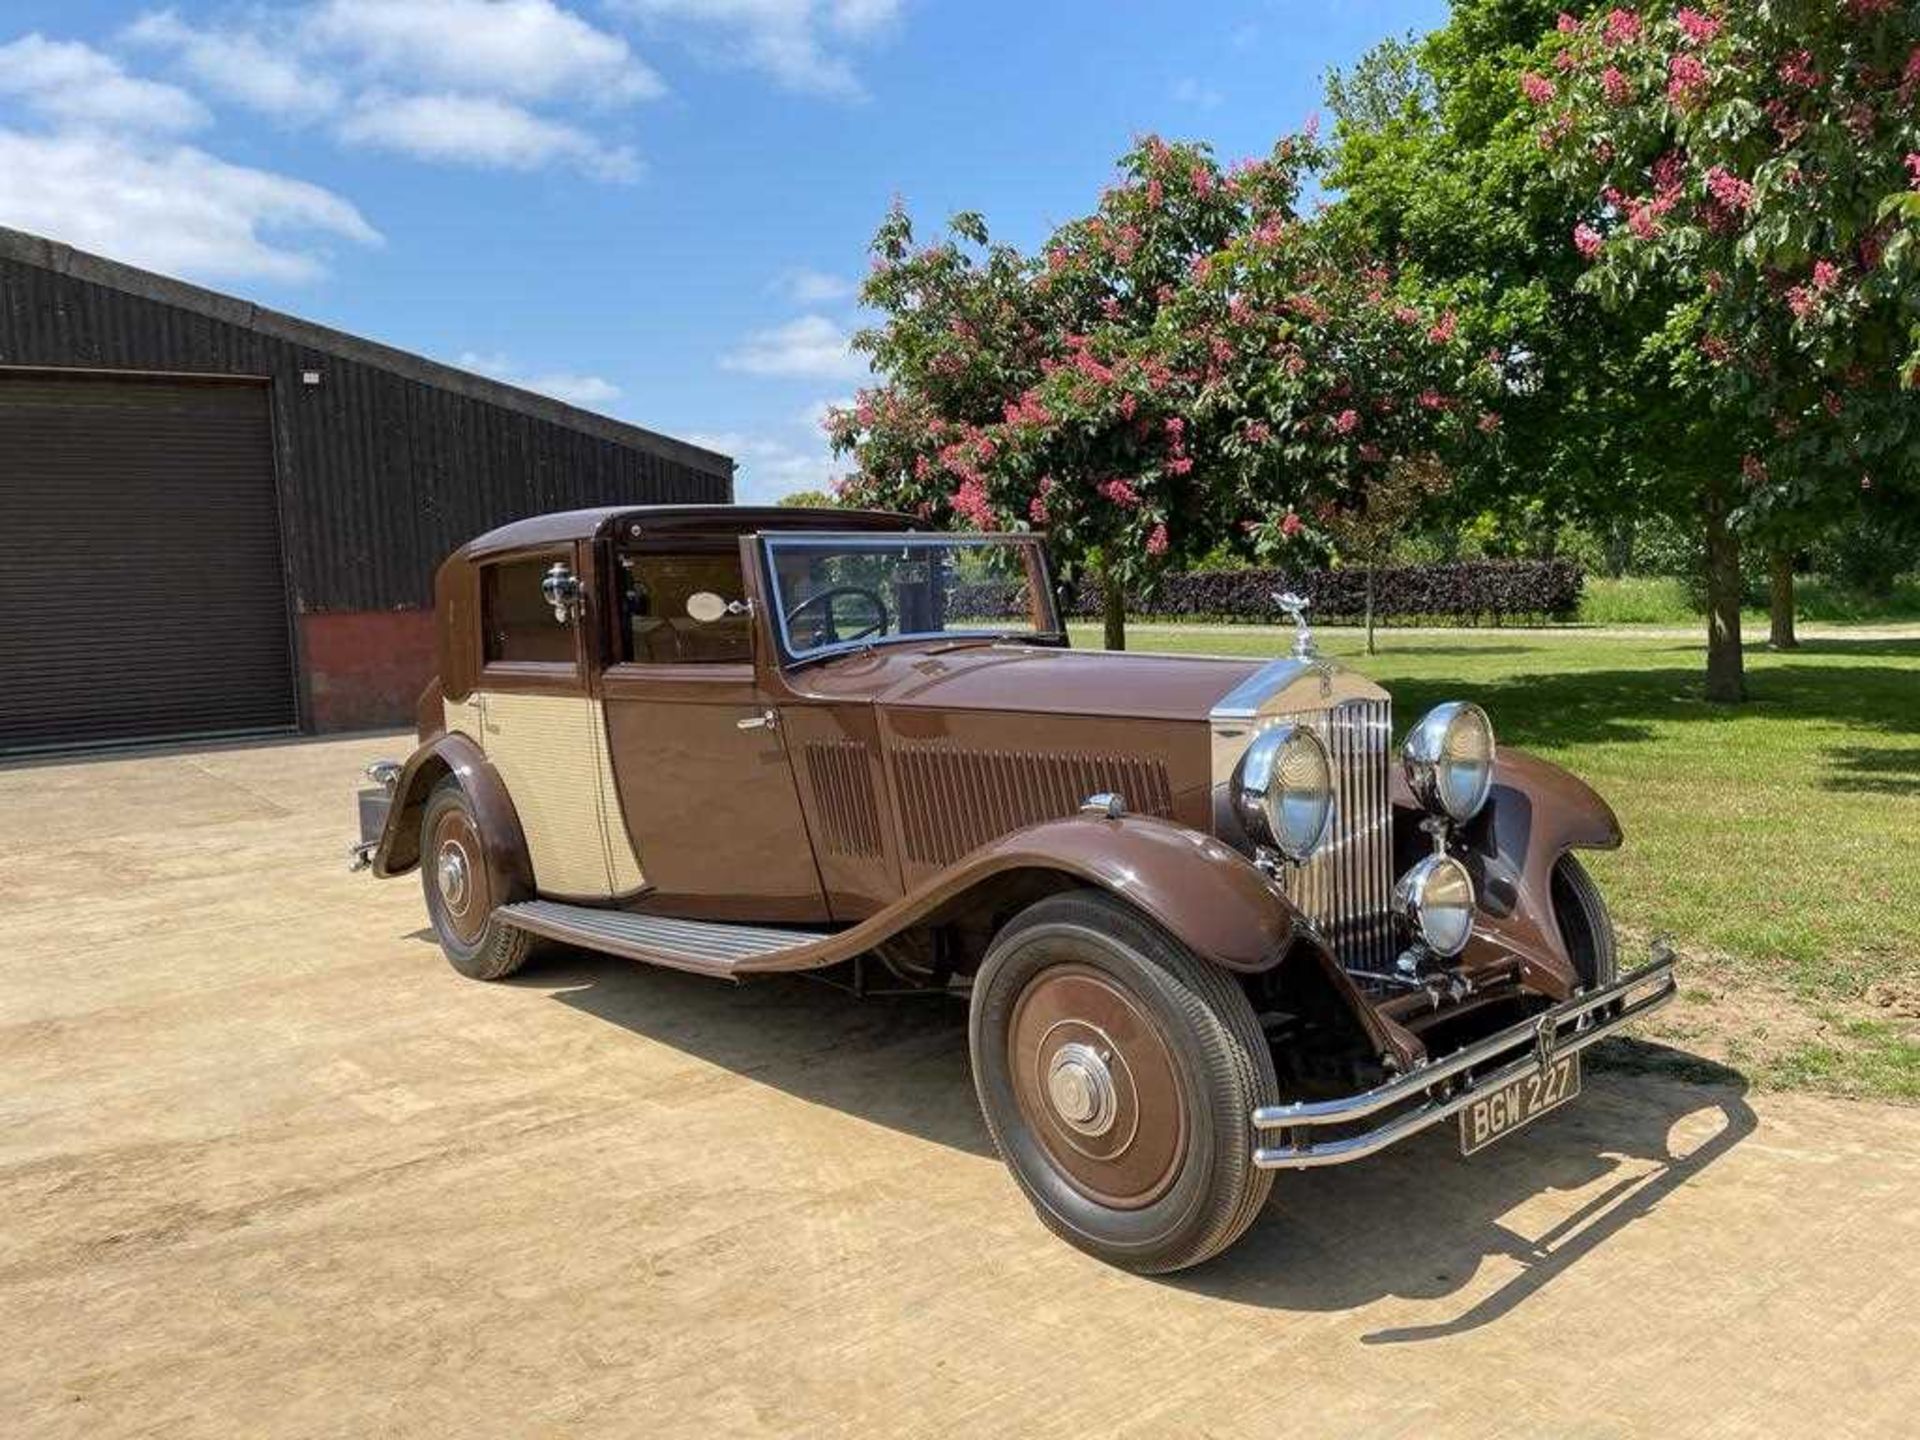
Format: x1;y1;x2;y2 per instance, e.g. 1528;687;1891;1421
460;544;644;901
598;538;828;923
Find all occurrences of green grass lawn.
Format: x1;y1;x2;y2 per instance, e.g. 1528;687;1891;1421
1070;619;1920;1100
1579;573;1920;626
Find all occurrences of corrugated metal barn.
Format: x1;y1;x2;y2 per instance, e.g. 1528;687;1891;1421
0;225;732;754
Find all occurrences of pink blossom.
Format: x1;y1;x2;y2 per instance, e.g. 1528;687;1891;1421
1477;411;1502;434
1427;310;1457;344
1146;523;1169;556
1627;204;1662;240
1675;8;1719;44
1166;456;1193;475
1100;295;1123;321
1145;178;1164;208
1357;443;1383;462
1209;337;1233;365
1667;53;1709;107
1164;416;1186;444
951;479;996;529
1704;165;1752;212
1906;154;1920;190
1280;512;1304;538
1243;420;1271;445
1573;222;1604;259
1699;334;1731;364
1098;478;1142;508
1521;71;1557;105
1189;254;1212;282
1812;259;1840;291
1740;454;1768;486
1557;12;1579;34
1602;67;1632;104
1417;389;1447;410
1334;408;1360;434
1786;285;1817;319
1189;165;1213;195
1652;150;1687;198
1118;392;1137;420
1028;495;1049;525
1554;50;1576;73
1602;9;1641;46
1778;50;1819;89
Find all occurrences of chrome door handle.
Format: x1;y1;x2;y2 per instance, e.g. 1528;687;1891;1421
736;708;779;731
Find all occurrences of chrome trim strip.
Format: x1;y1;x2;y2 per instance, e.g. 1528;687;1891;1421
1210;657;1320;723
1250;945;1679;1169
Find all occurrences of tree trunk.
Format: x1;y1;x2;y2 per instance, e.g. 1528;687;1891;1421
1605;517;1635;578
1098;555;1126;652
1768;548;1798;650
1702;485;1746;702
1365;562;1377;655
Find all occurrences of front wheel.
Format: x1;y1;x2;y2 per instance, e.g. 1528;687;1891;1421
968;890;1279;1274
420;776;539;981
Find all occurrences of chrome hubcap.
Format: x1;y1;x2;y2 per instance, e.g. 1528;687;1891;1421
436;843;470;913
1046;1041;1117;1137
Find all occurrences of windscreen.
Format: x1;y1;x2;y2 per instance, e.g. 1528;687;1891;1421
763;534;1059;660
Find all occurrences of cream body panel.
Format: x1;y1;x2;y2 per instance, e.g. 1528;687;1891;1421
444;691;646;898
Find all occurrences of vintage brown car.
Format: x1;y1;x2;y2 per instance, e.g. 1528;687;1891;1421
354;504;1675;1273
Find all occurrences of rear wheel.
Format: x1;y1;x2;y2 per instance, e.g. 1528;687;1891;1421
968;890;1278;1274
420;776;538;981
1551;853;1617;990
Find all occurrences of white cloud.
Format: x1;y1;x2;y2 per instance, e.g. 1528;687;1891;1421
721;314;867;380
457;351;623;408
0;126;380;282
688;429;840;504
124;11;343;121
339;93;639;180
121;2;659;180
774;266;856;303
1171;77;1223;110
306;0;664;103
0;34;208;133
617;0;900;98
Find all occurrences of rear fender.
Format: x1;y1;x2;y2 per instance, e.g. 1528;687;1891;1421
371;732;535;907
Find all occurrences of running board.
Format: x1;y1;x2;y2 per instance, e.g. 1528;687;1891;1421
497;900;837;977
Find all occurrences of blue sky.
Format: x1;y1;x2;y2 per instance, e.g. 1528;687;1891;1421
0;1;1444;502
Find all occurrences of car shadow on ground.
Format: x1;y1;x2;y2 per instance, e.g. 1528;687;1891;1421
519;946;1755;1338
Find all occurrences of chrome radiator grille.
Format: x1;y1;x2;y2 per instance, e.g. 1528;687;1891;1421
1270;699;1397;973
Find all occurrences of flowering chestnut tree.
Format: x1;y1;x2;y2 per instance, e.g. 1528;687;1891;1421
829;135;1493;648
1530;1;1920;698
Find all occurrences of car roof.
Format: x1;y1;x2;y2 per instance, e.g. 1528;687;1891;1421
463;504;918;558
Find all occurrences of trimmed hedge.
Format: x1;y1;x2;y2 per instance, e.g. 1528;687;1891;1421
953;559;1584;626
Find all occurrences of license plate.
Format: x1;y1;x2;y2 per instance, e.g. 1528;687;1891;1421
1459;1053;1581;1155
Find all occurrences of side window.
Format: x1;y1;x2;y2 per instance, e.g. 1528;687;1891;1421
482;555;576;665
621;549;752;664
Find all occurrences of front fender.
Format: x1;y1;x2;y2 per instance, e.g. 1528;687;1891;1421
370;732;534;907
1461;747;1622;991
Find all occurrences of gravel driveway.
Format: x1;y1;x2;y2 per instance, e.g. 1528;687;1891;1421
3;734;1915;1438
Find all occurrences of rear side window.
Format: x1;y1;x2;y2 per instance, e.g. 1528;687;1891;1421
483;555;576;664
620;549;753;664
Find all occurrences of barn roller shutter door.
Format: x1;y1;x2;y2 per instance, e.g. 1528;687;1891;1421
0;373;297;753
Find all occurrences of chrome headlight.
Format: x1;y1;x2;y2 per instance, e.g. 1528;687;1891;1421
1393;853;1476;957
1402;701;1496;823
1233;722;1334;863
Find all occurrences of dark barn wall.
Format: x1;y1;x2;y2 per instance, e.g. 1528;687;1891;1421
0;230;732;731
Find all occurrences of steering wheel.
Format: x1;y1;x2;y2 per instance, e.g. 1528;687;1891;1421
784;585;890;646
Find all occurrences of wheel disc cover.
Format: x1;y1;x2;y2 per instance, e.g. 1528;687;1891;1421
1008;962;1187;1210
428;808;491;945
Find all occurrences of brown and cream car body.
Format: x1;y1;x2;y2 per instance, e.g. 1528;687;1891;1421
356;504;1674;1273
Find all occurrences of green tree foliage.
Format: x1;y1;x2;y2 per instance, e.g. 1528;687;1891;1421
830;135;1492;648
777;489;837;508
1537;1;1920;644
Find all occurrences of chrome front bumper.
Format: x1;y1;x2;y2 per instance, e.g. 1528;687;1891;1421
1251;942;1678;1169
